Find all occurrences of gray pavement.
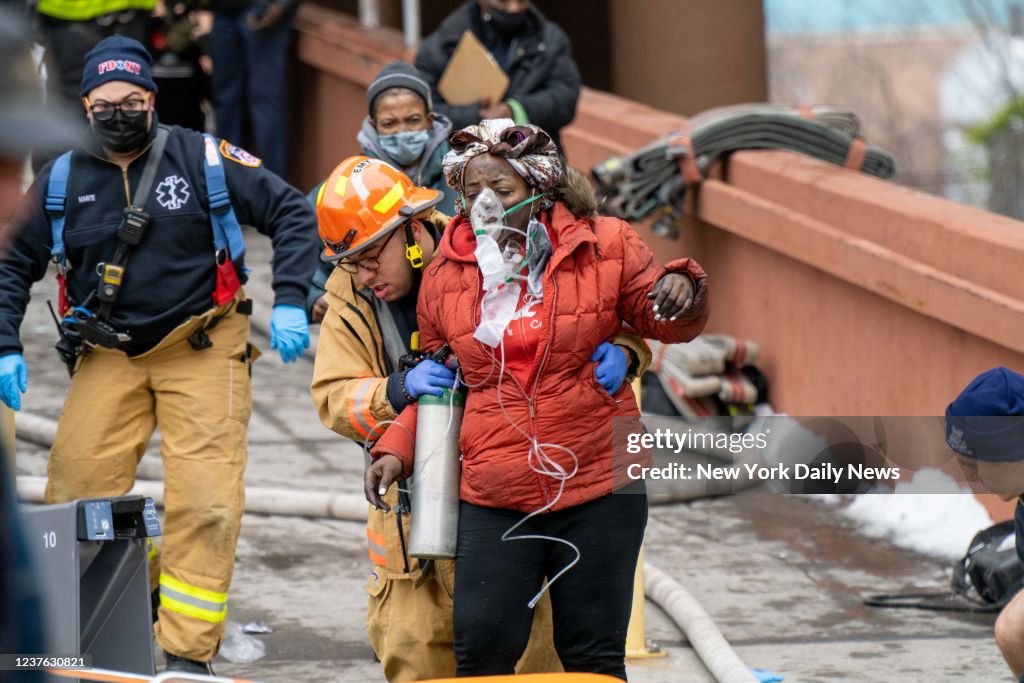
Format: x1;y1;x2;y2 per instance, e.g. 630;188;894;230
13;235;1010;682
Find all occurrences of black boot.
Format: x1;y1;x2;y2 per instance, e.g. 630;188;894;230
164;651;214;675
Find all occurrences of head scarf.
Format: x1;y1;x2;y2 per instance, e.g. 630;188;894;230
443;118;562;213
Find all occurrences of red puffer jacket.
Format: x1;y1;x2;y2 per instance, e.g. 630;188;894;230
372;202;709;513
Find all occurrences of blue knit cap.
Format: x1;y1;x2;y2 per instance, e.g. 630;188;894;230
945;367;1024;462
80;36;157;97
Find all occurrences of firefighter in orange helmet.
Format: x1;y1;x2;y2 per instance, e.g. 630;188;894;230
310;156;562;681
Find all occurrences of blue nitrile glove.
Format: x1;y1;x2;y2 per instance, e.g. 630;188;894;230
404;359;456;399
592;341;628;395
751;669;784;683
0;354;28;411
269;304;310;364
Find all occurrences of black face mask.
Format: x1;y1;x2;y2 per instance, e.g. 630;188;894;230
485;8;529;36
91;109;151;154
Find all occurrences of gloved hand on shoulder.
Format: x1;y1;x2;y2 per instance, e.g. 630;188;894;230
592;341;628;395
0;353;28;411
404;359;456;399
269;304;310;364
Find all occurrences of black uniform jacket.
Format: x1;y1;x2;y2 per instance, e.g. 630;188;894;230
0;123;318;356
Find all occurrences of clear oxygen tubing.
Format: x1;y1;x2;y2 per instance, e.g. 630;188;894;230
456;317;583;609
489;196;585;606
363;416;417;499
463;192;586;608
493;331;582;609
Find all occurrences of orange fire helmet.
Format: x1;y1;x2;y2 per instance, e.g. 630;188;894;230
315;155;442;263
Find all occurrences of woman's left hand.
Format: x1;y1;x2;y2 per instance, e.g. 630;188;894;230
648;273;695;321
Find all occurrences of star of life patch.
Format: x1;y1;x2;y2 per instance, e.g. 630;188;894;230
219;139;262;167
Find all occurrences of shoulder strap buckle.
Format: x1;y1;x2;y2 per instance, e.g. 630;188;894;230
202;134;246;261
46;151;73;267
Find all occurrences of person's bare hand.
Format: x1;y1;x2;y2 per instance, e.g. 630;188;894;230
312;297;328;323
648;273;694;321
364;455;403;512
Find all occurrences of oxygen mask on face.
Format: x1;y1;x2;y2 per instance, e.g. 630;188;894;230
470;188;543;347
470;188;527;291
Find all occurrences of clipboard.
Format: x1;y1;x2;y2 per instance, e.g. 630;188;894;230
437;30;510;106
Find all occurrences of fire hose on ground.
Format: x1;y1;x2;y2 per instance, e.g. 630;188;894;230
14;408;767;682
592;102;896;239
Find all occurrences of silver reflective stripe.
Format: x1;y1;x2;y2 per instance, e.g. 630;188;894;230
353;379;378;437
368;538;387;559
160;584;226;616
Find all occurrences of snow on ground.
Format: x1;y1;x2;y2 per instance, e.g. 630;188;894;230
838;469;993;560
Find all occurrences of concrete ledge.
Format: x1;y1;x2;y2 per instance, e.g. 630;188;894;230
699;178;1024;356
725;151;1024;302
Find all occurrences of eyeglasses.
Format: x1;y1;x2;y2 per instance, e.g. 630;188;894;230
86;94;150;122
336;228;399;274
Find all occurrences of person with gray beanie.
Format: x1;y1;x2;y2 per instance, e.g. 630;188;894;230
305;60;458;323
361;61;458;216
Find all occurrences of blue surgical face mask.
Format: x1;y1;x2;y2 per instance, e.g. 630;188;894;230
379;129;430;166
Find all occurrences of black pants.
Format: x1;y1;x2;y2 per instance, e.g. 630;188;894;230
453;482;647;680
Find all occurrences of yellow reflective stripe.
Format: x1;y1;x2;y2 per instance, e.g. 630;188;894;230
372;182;403;214
160;593;227;624
159;573;227;604
146;539;158;561
334;175;348;198
37;0;155;21
316;181;328;206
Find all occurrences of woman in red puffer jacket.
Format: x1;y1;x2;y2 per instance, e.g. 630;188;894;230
368;118;709;681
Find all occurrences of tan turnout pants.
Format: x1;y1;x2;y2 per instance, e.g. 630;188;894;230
45;300;254;662
365;489;562;681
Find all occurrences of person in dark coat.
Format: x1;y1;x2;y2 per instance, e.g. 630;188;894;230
414;0;581;150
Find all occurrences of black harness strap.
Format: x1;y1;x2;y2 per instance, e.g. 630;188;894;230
96;125;170;319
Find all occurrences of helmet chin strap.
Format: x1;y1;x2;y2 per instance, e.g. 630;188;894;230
407;221;426;296
404;220;424;269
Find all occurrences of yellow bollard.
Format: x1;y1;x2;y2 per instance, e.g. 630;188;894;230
625;547;665;658
625;377;666;659
1;404;13;464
